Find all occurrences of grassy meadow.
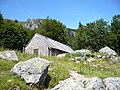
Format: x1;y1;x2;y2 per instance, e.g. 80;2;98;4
0;50;120;90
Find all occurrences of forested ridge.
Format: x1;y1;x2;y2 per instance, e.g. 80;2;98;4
0;12;120;53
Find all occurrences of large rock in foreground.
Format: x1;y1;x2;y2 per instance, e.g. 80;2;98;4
52;71;120;90
51;78;84;90
11;57;50;84
0;51;18;60
52;77;105;90
83;77;105;90
103;77;120;90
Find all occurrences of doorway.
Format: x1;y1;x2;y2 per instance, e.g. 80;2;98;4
34;49;38;55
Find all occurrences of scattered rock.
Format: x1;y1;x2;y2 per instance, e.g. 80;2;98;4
97;55;102;58
110;55;119;63
0;51;18;60
99;46;117;56
76;61;80;63
10;85;21;90
52;71;120;90
83;61;87;65
74;56;86;61
99;46;119;63
102;56;106;59
83;77;105;90
8;79;12;83
57;53;66;58
92;64;98;68
51;78;84;90
71;58;75;62
87;57;95;62
103;77;120;90
75;49;91;55
75;56;82;61
52;77;105;90
11;57;50;85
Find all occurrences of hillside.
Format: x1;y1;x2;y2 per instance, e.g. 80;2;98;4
0;49;120;90
22;19;76;38
22;18;76;47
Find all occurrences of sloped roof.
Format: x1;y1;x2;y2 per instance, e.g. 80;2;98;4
30;33;74;53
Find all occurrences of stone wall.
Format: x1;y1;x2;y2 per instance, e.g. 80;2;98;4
25;35;49;56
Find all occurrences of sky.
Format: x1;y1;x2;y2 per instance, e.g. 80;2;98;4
0;0;120;29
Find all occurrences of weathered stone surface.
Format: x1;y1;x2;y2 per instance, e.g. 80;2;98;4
110;55;119;63
83;77;105;90
103;77;120;90
52;71;120;90
57;53;66;58
51;77;105;90
99;46;119;63
0;51;18;60
11;57;50;84
75;56;82;61
22;19;44;30
51;78;84;90
99;46;117;56
75;49;91;55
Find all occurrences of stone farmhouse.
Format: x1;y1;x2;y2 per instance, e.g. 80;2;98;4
25;33;74;56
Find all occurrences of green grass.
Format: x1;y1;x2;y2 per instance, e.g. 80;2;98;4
44;56;120;88
0;51;37;90
0;50;120;89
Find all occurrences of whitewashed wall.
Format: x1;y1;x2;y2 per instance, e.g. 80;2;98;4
25;35;49;56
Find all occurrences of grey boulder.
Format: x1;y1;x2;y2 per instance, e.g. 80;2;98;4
99;46;119;63
75;49;91;55
87;57;95;62
57;53;66;58
83;77;105;90
51;77;105;90
110;55;119;63
0;51;18;60
99;46;117;56
103;77;120;90
51;78;84;90
11;57;50;84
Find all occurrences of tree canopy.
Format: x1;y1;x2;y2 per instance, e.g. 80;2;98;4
0;12;120;53
37;17;67;44
73;15;120;53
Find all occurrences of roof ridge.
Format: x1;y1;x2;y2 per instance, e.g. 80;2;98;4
35;33;74;53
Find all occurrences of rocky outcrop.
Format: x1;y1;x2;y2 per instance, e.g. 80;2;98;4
11;57;50;85
22;19;44;30
0;51;18;60
52;71;120;90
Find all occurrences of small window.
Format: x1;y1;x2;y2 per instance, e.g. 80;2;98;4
34;49;38;55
